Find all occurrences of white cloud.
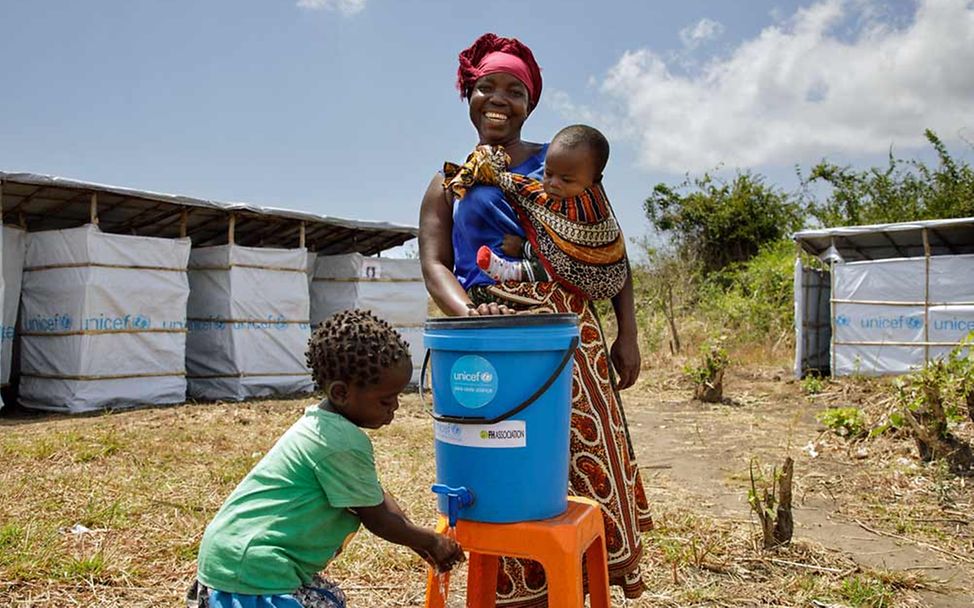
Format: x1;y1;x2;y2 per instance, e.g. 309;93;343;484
297;0;366;15
679;18;725;49
591;0;974;173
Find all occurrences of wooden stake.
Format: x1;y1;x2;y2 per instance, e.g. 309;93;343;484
228;213;236;245
299;222;306;248
180;209;189;238
90;192;99;225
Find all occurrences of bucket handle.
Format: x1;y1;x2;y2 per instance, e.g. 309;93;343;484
419;336;579;425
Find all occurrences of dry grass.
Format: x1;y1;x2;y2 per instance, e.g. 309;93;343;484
799;375;974;563
1;367;971;607
637;474;934;607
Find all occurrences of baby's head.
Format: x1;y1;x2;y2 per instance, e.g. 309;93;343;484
307;309;412;429
543;124;610;200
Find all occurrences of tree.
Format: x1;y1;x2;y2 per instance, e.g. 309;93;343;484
645;171;805;273
807;130;974;227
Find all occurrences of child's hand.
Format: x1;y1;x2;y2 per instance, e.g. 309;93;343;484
423;533;465;572
501;234;524;258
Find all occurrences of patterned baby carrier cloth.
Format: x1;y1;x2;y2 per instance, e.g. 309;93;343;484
443;145;628;301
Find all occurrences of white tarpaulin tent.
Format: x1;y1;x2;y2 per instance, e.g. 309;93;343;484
0;226;4;409
310;253;427;384
1;170;417;412
19;224;191;412
794;217;974;377
1;226;27;409
186;245;314;400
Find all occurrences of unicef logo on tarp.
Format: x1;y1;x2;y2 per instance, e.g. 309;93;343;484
450;355;498;409
907;317;923;330
835;315;850;327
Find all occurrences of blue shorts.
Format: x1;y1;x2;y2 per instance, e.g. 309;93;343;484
189;575;346;608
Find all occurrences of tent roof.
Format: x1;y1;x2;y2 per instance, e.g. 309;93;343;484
0;171;417;255
793;216;974;262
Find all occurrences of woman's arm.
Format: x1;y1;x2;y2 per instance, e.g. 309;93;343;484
419;173;510;317
609;261;641;390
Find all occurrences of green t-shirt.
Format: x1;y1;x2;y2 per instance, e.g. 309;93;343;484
197;405;384;595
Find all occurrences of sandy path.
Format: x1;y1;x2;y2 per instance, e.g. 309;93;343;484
622;371;974;607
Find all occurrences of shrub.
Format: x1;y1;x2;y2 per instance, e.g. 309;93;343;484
817;407;867;438
685;336;730;402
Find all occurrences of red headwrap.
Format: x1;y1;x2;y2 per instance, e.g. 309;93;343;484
457;33;543;106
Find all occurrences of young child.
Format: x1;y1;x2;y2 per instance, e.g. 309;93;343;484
189;309;463;608
443;124;629;301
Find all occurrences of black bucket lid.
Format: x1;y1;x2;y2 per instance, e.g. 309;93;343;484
425;312;578;330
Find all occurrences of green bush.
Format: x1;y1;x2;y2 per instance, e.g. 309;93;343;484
808;130;974;227
646;171;805;273
800;374;827;395
698;240;795;343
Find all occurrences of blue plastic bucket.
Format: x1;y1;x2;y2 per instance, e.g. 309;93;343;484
423;313;579;523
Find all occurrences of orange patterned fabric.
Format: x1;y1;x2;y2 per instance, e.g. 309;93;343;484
469;282;653;606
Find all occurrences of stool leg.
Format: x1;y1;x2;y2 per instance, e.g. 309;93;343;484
542;555;584;608
425;567;450;608
584;535;611;608
465;552;498;608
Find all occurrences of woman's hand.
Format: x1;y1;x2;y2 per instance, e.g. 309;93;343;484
465;302;515;316
610;330;641;390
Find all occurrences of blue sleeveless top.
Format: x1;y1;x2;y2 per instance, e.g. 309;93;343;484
452;143;548;290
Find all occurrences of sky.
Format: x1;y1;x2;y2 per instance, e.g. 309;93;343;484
2;0;972;257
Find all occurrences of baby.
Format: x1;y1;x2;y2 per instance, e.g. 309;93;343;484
444;124;628;301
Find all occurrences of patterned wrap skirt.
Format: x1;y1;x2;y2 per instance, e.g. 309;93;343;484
469;282;653;606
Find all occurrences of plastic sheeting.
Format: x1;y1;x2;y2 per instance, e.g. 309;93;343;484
19;224;190;412
793;259;831;378
186;245;314;401
1;226;27;406
310;253;427;384
831;254;974;376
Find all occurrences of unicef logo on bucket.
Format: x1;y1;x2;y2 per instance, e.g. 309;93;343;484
450;355;498;409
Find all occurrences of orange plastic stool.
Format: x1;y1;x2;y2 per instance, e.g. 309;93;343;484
424;496;610;608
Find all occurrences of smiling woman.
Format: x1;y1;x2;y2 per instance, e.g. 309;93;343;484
418;33;653;606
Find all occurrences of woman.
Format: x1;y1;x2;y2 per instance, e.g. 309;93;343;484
419;33;653;605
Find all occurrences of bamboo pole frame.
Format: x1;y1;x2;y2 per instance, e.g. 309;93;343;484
299;221;306;248
180;209;189;238
829;238;836;375
90;192;99;225
922;228;931;365
228;213;236;245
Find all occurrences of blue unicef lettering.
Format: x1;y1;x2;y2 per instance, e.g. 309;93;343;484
450;355;498;409
857;315;923;330
934;318;974;334
24;313;73;333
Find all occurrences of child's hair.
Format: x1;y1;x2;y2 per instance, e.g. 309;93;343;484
307;309;411;388
551;124;610;179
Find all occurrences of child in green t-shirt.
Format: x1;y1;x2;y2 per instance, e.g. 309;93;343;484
189;309;463;608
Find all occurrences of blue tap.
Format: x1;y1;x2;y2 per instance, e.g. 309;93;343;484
431;484;475;527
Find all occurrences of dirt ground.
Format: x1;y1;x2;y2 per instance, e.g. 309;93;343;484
2;362;973;607
623;365;974;607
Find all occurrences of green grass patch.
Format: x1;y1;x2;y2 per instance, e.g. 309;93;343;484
838;574;895;608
